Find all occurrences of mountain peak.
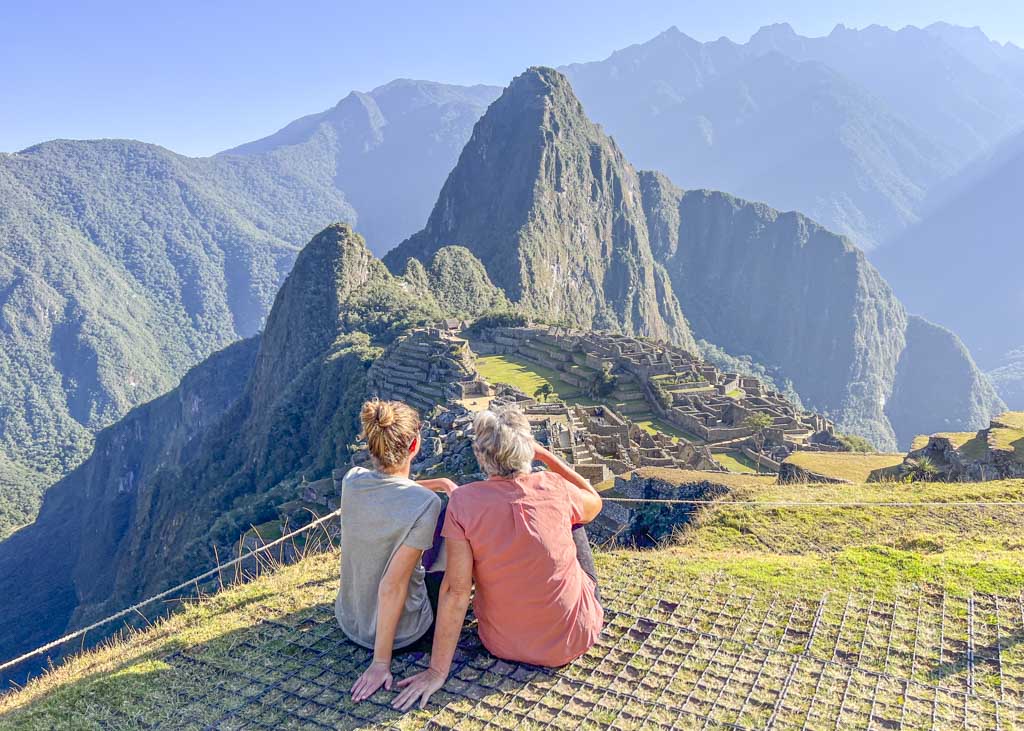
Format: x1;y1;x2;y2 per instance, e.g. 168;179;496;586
750;22;799;44
384;67;695;347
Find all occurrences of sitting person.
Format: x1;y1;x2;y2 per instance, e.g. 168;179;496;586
392;405;604;711
336;398;455;703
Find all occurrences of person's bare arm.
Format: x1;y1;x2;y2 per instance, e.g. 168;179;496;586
416;477;457;496
392;538;474;710
350;544;423;702
532;444;603;523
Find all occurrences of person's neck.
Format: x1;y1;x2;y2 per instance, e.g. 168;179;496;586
378;462;412;480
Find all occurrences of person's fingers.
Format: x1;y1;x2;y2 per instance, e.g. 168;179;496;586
393;684;421;711
396;675;416;688
419;689;431;709
384;675;393;691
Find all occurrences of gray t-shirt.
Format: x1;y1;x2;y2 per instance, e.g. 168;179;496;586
335;466;441;649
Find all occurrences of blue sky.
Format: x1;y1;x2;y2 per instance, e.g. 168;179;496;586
2;0;1022;156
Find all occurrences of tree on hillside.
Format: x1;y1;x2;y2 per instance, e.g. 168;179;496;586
534;383;553;402
743;412;774;474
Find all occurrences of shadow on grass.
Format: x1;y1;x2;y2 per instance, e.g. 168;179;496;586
0;598;536;730
926;627;1024;687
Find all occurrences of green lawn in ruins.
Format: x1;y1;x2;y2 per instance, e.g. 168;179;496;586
5;476;1024;729
711;451;761;474
475;354;598;405
476;355;706;444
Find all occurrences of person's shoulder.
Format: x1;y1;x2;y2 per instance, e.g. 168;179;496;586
397;479;441;509
342;465;372;487
533;469;571;489
447;479;488;508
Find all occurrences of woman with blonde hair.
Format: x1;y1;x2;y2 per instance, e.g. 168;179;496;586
337;399;455;703
393;405;604;711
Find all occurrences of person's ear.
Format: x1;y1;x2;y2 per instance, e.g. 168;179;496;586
409;436;419;455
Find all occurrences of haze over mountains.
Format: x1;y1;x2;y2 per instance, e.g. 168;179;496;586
561;22;1024;251
0;20;1020;541
872;126;1024;385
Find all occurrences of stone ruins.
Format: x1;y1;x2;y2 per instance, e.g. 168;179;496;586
359;324;836;482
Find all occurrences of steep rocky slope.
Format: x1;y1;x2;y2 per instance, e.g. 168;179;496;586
385;68;695;349
223;79;500;255
0;140;349;537
640;174;1002;448
0;224;438;679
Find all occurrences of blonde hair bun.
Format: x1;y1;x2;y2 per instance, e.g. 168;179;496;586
359;398;420;469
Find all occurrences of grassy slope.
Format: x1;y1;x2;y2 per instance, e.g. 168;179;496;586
782;451;905;483
4;477;1023;728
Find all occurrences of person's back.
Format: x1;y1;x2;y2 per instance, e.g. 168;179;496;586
336;465;440;648
334;399;456;705
444;469;603;666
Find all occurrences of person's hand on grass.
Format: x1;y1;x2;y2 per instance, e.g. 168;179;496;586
351;660;393;702
391;667;447;711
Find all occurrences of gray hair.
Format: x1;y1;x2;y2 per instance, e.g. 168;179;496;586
472;406;534;477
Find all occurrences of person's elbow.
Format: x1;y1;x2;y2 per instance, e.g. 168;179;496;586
580;494;603;524
440;576;473;605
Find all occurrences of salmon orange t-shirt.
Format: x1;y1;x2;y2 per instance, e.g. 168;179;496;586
441;470;604;667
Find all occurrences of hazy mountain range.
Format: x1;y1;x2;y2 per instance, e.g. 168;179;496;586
0;21;1021;541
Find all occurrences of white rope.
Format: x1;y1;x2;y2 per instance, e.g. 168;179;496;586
602;497;1024;507
0;508;342;675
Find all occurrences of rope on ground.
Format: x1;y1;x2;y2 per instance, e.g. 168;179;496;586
0;508;342;675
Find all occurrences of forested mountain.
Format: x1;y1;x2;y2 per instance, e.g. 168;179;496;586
391;67;1003;448
560;23;1024;250
0;81;495;538
872;127;1024;407
222;79;500;255
0;140;349;538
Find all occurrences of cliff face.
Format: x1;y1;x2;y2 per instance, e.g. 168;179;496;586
385;68;696;350
886;316;1006;447
0;224;439;677
640;173;1001;448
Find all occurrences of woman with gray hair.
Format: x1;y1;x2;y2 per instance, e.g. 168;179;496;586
392;405;604;711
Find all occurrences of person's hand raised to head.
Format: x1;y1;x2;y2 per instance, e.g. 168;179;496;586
391;667;447;711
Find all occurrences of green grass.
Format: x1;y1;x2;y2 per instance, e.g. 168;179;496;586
995;411;1024;430
783;451;905;483
911;431;979;451
713;450;762;474
475;354;597;405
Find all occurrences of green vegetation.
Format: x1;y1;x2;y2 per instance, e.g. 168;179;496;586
834;432;876;452
783;451;905;483
0;139;352;536
475;354;596;406
713;451;760;474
